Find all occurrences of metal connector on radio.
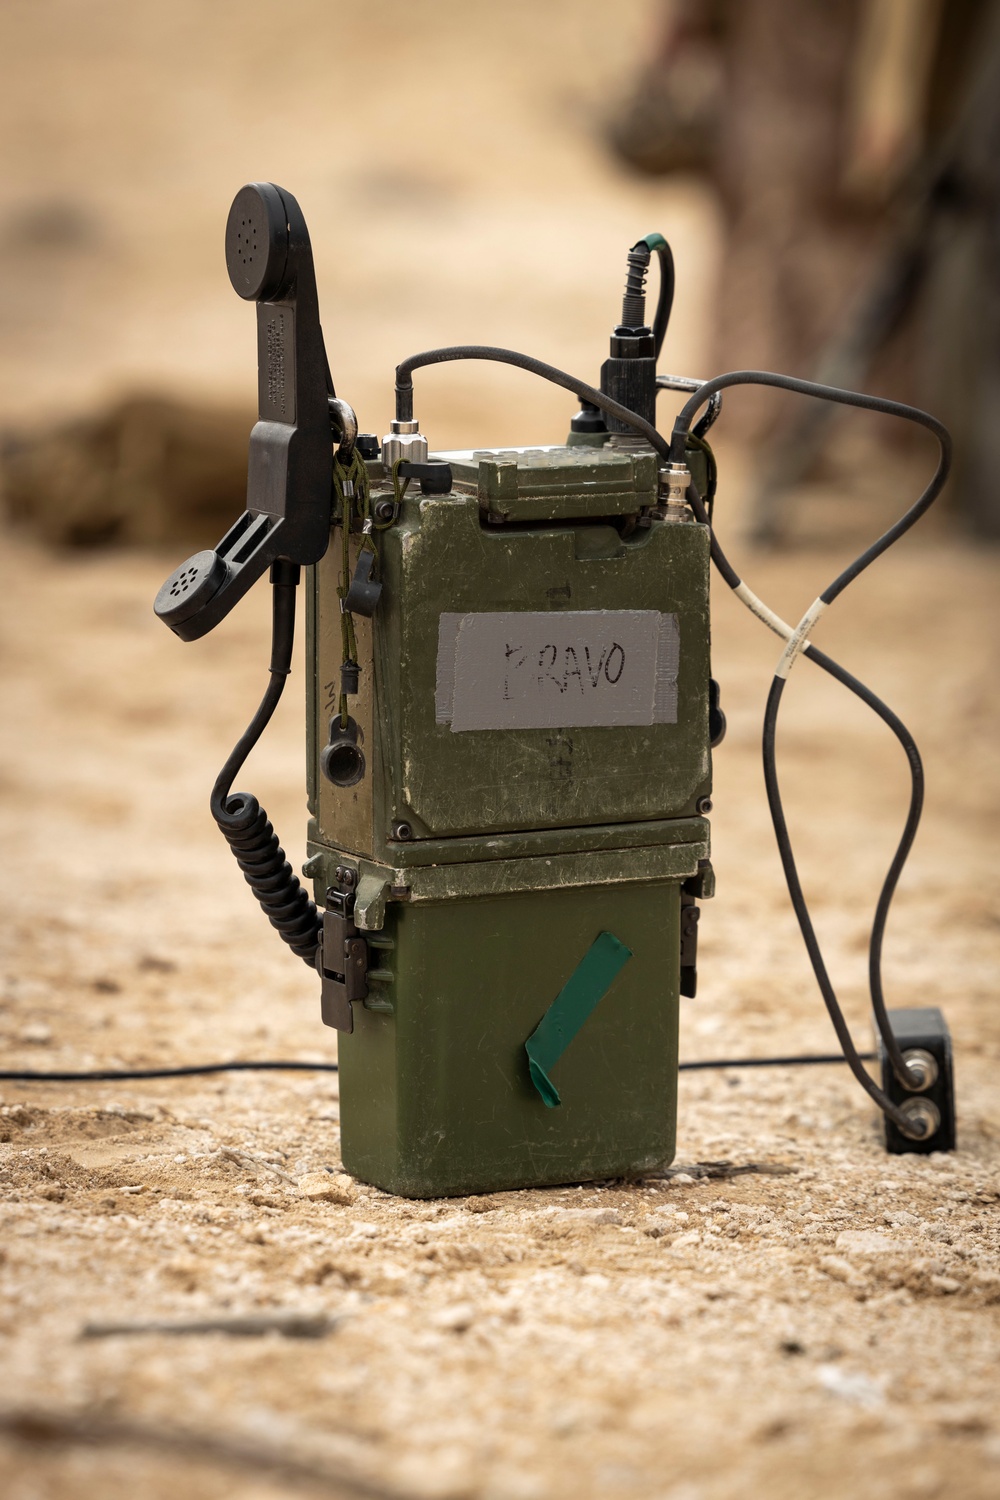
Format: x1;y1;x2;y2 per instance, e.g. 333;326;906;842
381;418;428;470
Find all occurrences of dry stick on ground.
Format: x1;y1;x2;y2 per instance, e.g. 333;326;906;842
217;1145;298;1186
0;1407;434;1500
649;1161;798;1181
80;1310;344;1339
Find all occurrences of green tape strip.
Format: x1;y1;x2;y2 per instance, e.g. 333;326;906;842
525;931;633;1108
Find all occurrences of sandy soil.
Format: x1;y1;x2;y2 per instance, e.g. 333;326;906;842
0;521;998;1500
1;3;999;1497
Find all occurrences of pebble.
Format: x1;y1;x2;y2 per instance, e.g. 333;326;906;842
835;1229;915;1255
819;1255;867;1288
816;1364;885;1409
18;1022;52;1045
297;1171;357;1204
430;1302;475;1332
902;1256;946;1277
549;1207;621;1226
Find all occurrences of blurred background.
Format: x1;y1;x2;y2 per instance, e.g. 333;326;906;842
1;0;717;546
1;7;999;1498
1;0;999;544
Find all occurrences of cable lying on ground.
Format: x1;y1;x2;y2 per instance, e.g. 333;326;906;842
0;1054;876;1083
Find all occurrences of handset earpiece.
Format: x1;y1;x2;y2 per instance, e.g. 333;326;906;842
155;182;336;642
225;182;289;302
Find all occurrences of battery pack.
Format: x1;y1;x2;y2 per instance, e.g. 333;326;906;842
336;870;685;1197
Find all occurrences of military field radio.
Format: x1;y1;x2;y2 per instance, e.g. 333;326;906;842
154;183;955;1197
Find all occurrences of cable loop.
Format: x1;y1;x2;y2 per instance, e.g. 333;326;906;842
393;344;949;1128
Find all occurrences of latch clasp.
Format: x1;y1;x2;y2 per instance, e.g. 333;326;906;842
680;859;715;999
316;888;369;1032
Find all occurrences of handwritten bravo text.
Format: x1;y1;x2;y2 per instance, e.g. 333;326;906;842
503;640;626;699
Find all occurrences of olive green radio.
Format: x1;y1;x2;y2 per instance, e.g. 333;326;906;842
154;182;955;1197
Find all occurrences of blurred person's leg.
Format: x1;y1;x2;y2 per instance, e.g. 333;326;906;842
741;0;999;536
712;0;880;442
606;0;728;176
919;0;1000;534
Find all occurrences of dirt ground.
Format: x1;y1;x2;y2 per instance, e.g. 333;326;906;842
1;3;999;1498
0;518;998;1500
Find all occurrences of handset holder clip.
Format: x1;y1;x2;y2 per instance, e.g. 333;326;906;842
155;182;336;641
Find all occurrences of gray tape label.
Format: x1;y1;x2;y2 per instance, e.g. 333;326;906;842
435;610;679;732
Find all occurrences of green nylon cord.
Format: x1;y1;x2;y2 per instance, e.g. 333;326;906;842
388;457;411;522
332;450;374;728
525;931;633;1108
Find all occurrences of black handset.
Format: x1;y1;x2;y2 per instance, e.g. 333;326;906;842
154;182;337;641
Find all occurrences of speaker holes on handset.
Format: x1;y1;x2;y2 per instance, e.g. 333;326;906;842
237;218;256;266
168;565;200;598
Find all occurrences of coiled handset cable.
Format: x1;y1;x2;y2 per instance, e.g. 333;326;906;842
209;560;322;967
395;347;950;1138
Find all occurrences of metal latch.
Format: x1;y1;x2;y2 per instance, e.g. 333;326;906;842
680;859;714;999
679;894;700;999
316;889;369;1033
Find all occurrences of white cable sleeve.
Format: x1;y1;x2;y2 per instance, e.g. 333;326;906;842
775;597;828;678
732;581;797;642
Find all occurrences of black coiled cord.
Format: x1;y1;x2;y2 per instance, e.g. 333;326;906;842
620;236;676;358
212;793;319;963
621;243;652;328
209;560;321;968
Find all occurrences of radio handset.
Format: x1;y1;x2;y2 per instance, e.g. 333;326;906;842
154;182;338;640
